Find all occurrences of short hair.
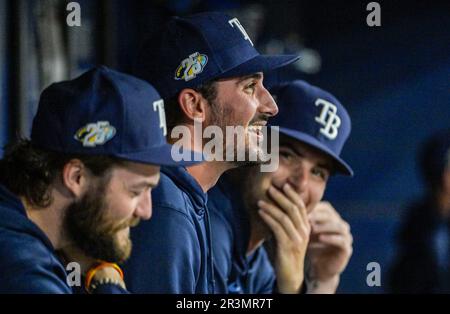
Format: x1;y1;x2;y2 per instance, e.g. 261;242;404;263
164;80;218;134
0;138;125;208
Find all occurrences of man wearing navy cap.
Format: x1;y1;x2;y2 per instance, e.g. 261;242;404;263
208;80;354;293
124;12;299;293
389;129;450;293
0;66;196;293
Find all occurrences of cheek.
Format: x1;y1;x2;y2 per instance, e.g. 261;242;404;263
227;95;258;126
271;166;290;188
248;174;270;205
310;182;326;207
243;103;258;125
105;193;136;222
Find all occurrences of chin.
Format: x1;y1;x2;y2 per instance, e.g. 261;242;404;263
116;228;130;248
113;233;132;263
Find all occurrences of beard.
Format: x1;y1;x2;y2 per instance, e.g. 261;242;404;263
241;167;274;240
64;180;138;264
207;101;269;167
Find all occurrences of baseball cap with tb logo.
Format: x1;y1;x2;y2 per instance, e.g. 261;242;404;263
269;80;353;176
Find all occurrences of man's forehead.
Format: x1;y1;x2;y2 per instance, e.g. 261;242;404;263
280;136;333;167
114;162;160;178
216;72;263;84
237;72;263;83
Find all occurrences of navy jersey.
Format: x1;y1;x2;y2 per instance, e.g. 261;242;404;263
0;184;128;294
208;178;276;294
124;166;215;293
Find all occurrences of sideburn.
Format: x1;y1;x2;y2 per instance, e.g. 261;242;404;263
64;175;131;263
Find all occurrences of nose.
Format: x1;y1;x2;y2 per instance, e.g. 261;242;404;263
135;191;152;220
289;166;309;200
258;86;278;117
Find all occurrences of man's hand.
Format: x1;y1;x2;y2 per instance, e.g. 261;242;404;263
59;245;98;275
258;183;310;294
305;201;353;293
60;245;126;290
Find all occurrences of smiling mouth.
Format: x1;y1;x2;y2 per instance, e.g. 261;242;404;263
115;218;140;233
248;125;264;137
128;218;140;228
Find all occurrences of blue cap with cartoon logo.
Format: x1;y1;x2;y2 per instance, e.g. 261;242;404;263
269;80;353;176
31;66;202;166
135;11;300;99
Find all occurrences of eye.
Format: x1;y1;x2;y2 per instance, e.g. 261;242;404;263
244;81;257;94
311;167;329;181
130;190;142;197
280;150;294;162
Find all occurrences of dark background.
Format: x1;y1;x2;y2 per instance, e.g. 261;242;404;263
1;0;449;293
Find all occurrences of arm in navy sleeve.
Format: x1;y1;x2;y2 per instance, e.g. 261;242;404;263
245;247;277;294
0;234;72;294
123;205;201;293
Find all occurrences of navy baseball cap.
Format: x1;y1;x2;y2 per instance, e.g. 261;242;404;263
269;80;353;176
31;66;202;166
135;11;300;99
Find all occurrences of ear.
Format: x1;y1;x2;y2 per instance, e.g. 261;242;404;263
61;159;88;198
178;89;208;123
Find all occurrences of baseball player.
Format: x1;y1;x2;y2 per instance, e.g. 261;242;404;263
123;12;298;293
0;66;196;293
208;80;354;293
389;129;450;293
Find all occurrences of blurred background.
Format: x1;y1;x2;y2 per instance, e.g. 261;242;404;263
0;0;449;293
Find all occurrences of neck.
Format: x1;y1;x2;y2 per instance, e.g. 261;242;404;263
21;191;68;250
179;122;241;192
187;161;234;193
247;211;271;256
226;171;272;256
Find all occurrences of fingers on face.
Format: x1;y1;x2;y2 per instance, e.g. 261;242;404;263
258;209;289;244
309;208;351;236
313;201;333;211
316;233;353;253
309;204;340;222
265;184;309;231
258;200;309;244
311;220;351;236
282;184;309;223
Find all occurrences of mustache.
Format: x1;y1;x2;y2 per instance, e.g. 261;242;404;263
112;216;141;232
249;114;269;127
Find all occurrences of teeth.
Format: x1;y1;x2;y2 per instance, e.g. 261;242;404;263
249;125;263;132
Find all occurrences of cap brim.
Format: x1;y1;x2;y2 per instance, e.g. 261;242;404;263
114;143;204;167
277;127;354;176
217;54;300;79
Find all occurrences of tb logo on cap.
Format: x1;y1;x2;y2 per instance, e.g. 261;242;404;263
315;98;341;140
153;99;167;136
228;18;254;46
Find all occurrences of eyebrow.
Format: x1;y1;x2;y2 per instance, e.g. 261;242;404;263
281;143;333;171
281;142;302;158
128;178;160;190
235;73;263;85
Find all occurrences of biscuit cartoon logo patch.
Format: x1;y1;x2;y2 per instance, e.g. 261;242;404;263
74;121;116;147
174;52;208;81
